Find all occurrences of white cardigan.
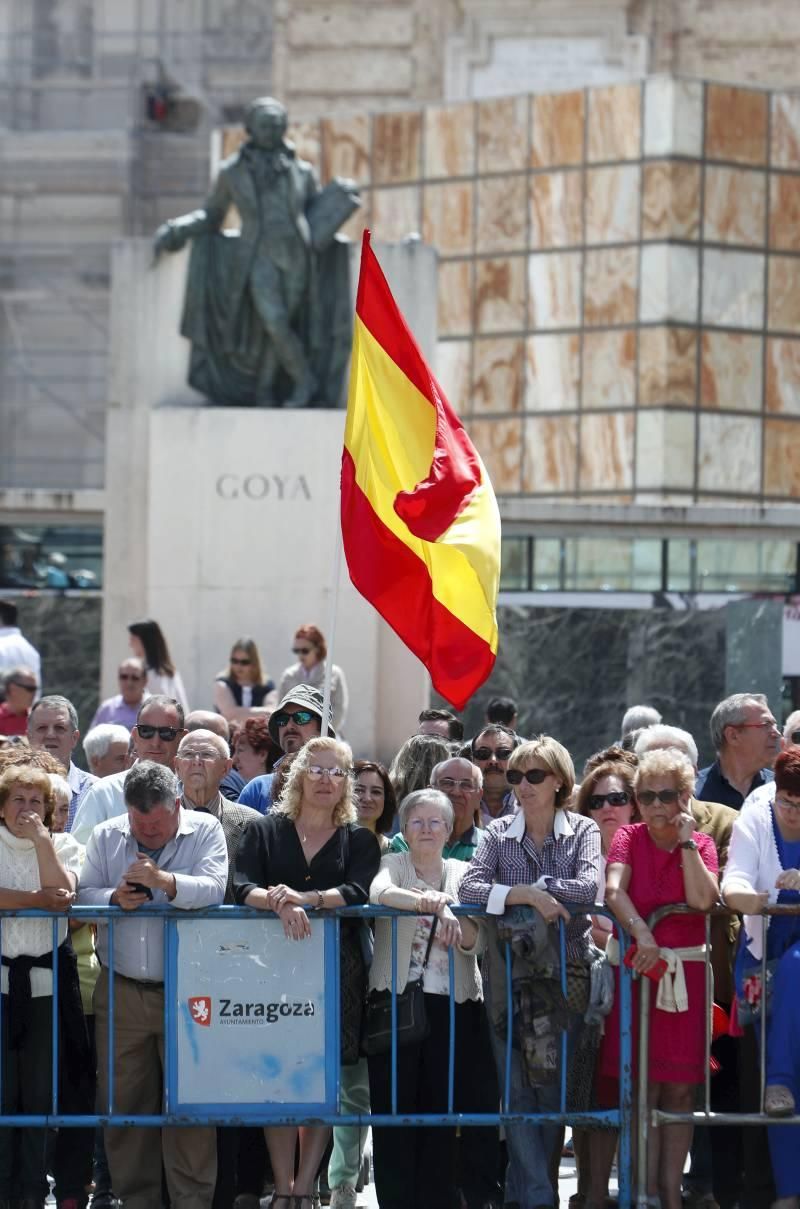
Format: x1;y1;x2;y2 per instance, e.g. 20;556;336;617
722;798;785;960
369;851;484;1003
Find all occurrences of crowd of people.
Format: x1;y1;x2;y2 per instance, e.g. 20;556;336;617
0;603;797;1209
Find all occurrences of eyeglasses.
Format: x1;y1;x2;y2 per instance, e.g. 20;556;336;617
776;796;800;812
118;673;144;682
506;768;552;786
735;720;779;731
230;657;251;666
473;746;513;762
8;681;37;693
637;788;681;806
791;731;800;746
306;765;349;780
293;647;312;656
588;791;631;811
274;710;315;728
436;777;475;792
407;817;447;832
136;724;180;741
179;749;220;763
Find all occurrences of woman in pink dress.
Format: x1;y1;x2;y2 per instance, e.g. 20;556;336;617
602;748;719;1209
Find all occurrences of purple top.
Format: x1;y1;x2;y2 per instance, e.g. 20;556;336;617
89;694;144;732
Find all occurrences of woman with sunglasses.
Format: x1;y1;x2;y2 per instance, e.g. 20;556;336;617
233;736;380;1209
277;624;349;733
470;724;519;826
601;748;718;1209
127;618;188;712
213;637;277;723
458;737;601;1209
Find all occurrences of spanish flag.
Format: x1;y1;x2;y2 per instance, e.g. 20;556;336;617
341;232;501;711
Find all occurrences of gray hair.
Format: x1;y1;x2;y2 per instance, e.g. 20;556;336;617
123;761;179;813
178;730;230;759
710;693;768;751
398;788;454;834
430;757;483;790
83;723;131;764
621;705;662;736
137;695;185;729
634;724;699;768
47;772;71;803
784;710;800;743
29;694;79;732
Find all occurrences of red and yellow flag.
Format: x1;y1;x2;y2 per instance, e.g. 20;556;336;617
341;232;501;711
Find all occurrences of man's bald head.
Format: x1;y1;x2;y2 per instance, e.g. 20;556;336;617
185;710;230;742
178;729;230;760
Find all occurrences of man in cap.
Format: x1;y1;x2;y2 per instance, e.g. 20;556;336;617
237;684;334;814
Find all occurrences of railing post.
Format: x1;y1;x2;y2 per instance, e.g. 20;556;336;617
636;972;651;1209
617;930;633;1209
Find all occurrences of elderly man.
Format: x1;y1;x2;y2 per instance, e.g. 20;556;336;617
238;684;332;814
71;696;186;843
620;703;662;739
696;692;780;809
83;723;131;778
185;710;230;741
391;757;484;861
79;761;227;1209
28;694;97;828
89;658;149;731
0;665;38;736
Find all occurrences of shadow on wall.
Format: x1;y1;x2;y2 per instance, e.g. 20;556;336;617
440;605;727;772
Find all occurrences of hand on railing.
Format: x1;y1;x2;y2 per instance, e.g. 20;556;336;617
277;902;312;942
35;886;75;912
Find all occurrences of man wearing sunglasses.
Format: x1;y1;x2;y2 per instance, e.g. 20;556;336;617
89;657;149;731
237;684;335;814
0;665;38;736
71;696;186;844
470;724;521;826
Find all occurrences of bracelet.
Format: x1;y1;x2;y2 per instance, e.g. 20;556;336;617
628;915;643;930
315;890;323;909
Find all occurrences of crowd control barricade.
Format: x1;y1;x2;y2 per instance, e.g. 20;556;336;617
634;902;800;1209
0;903;635;1207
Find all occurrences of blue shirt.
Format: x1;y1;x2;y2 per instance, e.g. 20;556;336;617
695;759;774;811
237;773;273;815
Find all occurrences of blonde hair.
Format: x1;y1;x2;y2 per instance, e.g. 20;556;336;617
274;736;356;827
0;765;56;828
508;736;575;810
634;748;694;796
47;772;71;805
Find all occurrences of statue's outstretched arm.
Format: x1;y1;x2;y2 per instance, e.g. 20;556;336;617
153;173;231;261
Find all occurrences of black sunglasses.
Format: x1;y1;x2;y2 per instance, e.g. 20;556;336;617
230;657;251;665
293;647;312;656
8;681;37;693
588;791;631;811
274;710;315;727
637;788;680;806
136;724;180;741
506;768;552;786
473;746;513;762
792;730;800;745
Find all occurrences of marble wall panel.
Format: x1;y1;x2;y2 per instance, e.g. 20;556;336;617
705;85;768;166
529;171;583;250
436;340;472;416
339;197;369;243
579;413;634;490
528;251;582;330
698;413;762;494
636;409;696;490
639;327;698;406
584;247;638;326
525;334;580;412
702;249;765;329
477;96;528;173
475;256;527;334
585;165;640;245
766;338;800;415
771;95;800;169
422;181;473;255
764;417;800;496
522;416;578;492
424;103;476;179
769;175;800;252
582;329;636;408
320;114;371;184
643;77;704;159
472;338;525;414
371;185;420;241
373;111;422;184
640;244;700;323
642;161;701;241
437;260;473;337
476;176;527;254
587;84;642;163
704;167;767;246
530;90;585;168
768;256;800;332
701;332;764;411
467;417;522;492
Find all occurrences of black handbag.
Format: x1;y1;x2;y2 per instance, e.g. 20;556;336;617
361;917;438;1056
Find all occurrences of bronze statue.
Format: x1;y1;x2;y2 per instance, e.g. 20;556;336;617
153;96;361;408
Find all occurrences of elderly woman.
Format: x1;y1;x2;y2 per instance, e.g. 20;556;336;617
353;759;396;853
722;747;800;1209
0;764;81;1208
277;624;348;733
233;736;380;1209
602;749;718;1209
368;788;487;1209
213;636;277;722
459;736;600;1209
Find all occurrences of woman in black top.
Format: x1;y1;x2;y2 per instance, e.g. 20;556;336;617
213;636;277;723
234;736;380;1209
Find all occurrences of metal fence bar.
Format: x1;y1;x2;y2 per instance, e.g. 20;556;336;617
617;925;633;1209
559;916;567;1114
390;913;398;1118
51;916;59;1115
447;945;455;1116
107;915;115;1117
503;937;513;1115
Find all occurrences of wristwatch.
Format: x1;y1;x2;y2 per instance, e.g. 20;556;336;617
679;839;698;851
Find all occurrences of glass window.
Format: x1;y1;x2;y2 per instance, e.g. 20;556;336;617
695;539;796;592
0;524;102;590
500;536;529;591
532;539;562;590
631;539;663;591
563;538;641;591
667;539;693;592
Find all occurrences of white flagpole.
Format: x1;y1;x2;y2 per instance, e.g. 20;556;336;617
321;519;344;737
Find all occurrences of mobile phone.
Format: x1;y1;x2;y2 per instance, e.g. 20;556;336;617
623;943;668;982
126;881;154;900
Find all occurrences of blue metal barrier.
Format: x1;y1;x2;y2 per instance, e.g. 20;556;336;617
0;903;634;1207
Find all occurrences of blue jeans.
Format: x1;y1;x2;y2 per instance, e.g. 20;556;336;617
765;940;800;1197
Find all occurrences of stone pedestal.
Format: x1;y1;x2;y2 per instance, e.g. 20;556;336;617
103;238;437;761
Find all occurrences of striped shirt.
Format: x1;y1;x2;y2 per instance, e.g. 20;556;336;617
458;808;601;960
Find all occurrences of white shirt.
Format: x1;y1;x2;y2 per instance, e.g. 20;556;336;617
70;769;128;845
0;626;41;696
146;669;189;713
